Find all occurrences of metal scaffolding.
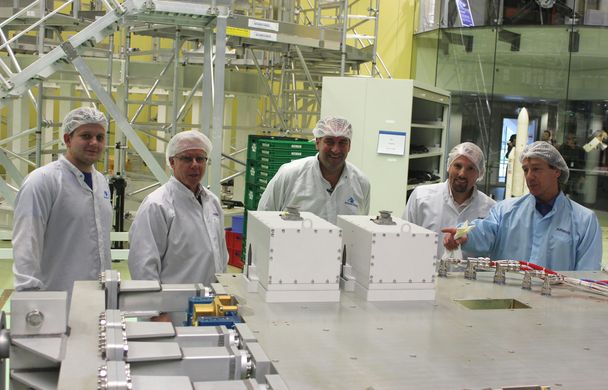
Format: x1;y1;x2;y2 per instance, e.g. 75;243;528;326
0;0;380;212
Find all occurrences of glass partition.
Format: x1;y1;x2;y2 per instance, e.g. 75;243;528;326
414;0;608;264
417;0;608;29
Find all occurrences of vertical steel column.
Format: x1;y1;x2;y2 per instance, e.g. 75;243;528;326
170;29;181;138
201;27;213;135
117;28;131;176
339;0;348;76
35;0;45;167
371;0;380;78
104;34;115;173
200;27;213;189
210;14;228;196
73;0;80;18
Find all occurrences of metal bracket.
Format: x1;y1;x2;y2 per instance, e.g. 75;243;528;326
280;206;303;221
371;210;396;225
522;272;532;290
493;264;506;285
541;276;552;296
464;260;476;280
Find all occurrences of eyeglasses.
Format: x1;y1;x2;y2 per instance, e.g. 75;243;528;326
175;155;208;164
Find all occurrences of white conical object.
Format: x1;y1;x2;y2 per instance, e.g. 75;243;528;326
510;107;530;197
505;149;514;198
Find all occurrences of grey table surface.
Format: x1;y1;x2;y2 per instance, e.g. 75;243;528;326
216;271;608;390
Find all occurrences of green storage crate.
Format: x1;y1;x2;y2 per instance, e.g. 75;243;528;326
244;183;266;210
247;140;259;161
256;176;270;186
245;162;258;185
258;161;284;172
259;148;308;159
257;138;317;152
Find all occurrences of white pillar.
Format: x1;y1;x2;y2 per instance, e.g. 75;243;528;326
191;96;201;128
583;114;604;204
8;97;30;184
230;94;259;203
156;104;168;154
58;83;76;159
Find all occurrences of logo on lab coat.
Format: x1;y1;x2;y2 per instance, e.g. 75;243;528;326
345;196;358;208
103;190;110;199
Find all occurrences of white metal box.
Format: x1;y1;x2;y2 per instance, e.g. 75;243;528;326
246;211;342;302
337;215;437;301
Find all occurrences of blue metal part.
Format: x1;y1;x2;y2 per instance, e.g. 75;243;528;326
197;314;242;329
186;296;214;326
186;296;242;328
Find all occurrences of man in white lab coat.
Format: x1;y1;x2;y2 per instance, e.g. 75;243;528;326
403;142;495;259
128;130;228;322
257;117;370;224
12;107;112;296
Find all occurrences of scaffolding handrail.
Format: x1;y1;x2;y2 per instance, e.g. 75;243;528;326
0;0;76;53
0;0;40;30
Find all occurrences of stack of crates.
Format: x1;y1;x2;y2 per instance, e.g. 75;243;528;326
244;135;317;210
242;135;318;265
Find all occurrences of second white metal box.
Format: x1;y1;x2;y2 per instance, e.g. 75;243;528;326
246;211;342;302
337;215;437;301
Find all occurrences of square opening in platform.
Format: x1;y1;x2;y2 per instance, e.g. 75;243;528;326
456;298;531;310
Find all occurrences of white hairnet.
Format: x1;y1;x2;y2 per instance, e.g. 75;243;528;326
520;141;569;184
447;142;486;182
62;107;106;135
312;117;353;139
166;130;212;166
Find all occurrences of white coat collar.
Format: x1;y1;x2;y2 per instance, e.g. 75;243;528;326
169;176;207;200
58;155;97;191
445;179;478;211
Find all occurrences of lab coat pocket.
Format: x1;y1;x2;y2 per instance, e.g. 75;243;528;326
552;227;573;249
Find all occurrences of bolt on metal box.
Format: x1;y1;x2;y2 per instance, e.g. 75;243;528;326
10;291;67;336
246;211;342;302
337;215;437;301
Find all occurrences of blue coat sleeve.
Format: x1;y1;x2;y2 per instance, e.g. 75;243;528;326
462;203;502;257
574;211;602;270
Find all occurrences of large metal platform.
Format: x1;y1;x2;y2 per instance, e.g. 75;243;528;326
217;271;608;389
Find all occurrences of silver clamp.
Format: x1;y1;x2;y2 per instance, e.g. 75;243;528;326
521;272;532;290
541;275;552;296
98;361;132;390
371;210;396;225
493;264;506;285
464;260;476;280
98;310;128;361
101;270;121;310
437;259;448;277
280;206;303;221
